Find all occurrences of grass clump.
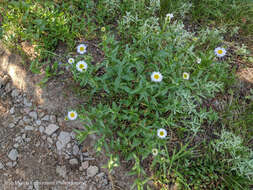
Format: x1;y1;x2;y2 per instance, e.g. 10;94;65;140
161;0;253;36
1;0;96;60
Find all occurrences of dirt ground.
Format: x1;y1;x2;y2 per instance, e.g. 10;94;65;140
0;43;137;190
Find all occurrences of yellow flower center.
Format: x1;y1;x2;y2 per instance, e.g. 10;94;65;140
70;112;75;118
79;64;84;69
217;49;223;54
160;131;164;136
183;74;188;78
154;74;160;80
80;47;85;51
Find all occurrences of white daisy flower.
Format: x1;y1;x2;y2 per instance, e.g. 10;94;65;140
183;72;190;80
77;44;87;54
68;58;75;65
196;57;201;64
152;148;158;156
166;13;174;20
76;61;88;72
151;72;163;82
157;128;167;139
68;110;78;120
214;47;226;57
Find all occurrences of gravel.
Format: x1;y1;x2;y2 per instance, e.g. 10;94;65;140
0;73;112;189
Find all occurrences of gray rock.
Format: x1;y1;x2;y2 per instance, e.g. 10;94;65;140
67;143;72;149
22;134;26;139
8;149;18;161
35;120;41;126
24;98;32;107
87;166;99;178
56;141;65;151
78;183;88;190
39;126;45;133
88;184;97;190
0;162;4;169
83;152;89;157
0;75;9;87
33;181;39;190
8;123;15;128
23;116;31;124
56;165;67;178
12;161;17;167
15;136;22;143
73;145;79;155
18;120;25;126
81;161;89;170
47;137;53;144
70;132;76;139
25;126;34;131
83;157;95;161
95;172;108;187
69;158;79;166
41;115;50;121
5;82;12;93
6;162;14;168
13;116;22;124
58;131;71;144
11;89;20;97
64;154;70;159
50;115;57;123
29;111;38;120
35;142;41;147
39;112;45;118
10;107;15;114
24;107;31;114
25;138;31;142
42;135;47;140
44;124;59;136
13;143;19;148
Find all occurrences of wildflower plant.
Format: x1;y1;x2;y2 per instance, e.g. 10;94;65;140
74;1;235;188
